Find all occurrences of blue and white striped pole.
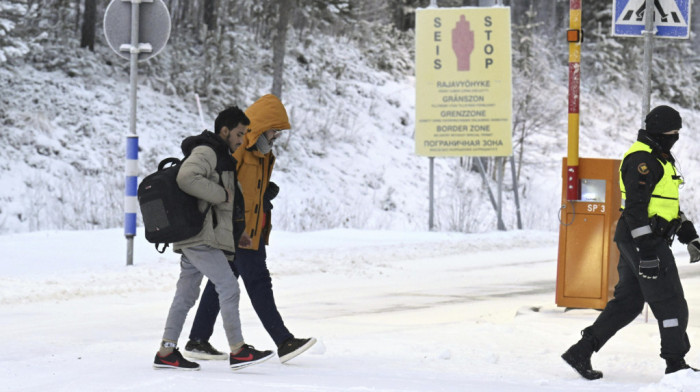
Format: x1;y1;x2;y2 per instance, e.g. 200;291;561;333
124;0;141;266
104;0;171;265
125;135;139;265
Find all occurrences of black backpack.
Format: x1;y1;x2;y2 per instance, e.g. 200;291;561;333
138;156;217;253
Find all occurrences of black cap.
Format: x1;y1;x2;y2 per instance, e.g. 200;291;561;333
645;105;682;134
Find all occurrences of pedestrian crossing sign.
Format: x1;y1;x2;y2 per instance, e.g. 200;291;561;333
613;0;691;38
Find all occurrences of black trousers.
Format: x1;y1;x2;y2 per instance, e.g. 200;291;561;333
189;236;292;347
587;239;690;361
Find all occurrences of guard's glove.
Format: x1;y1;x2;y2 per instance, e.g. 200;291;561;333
688;238;700;263
676;215;698;244
638;246;661;279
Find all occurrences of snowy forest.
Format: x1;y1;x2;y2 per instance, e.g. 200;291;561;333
2;0;700;234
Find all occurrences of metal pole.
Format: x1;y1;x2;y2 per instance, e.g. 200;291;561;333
476;158;506;230
429;157;435;230
641;0;656;126
480;0;504;231
497;157;505;231
126;136;138;265
125;0;141;266
641;0;656;323
427;0;437;230
510;155;522;229
566;0;582;202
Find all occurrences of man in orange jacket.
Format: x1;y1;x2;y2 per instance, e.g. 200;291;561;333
184;95;316;364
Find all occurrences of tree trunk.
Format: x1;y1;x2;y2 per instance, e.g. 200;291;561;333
75;0;81;33
693;2;700;51
392;0;417;32
80;0;96;51
204;0;218;31
271;0;292;98
178;0;190;31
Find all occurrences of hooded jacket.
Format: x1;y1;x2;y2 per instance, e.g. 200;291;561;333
233;94;291;250
173;131;240;255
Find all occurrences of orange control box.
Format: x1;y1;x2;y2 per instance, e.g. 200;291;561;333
556;157;622;310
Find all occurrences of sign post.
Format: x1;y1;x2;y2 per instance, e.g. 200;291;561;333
612;0;691;128
104;0;171;266
566;0;582;202
641;0;656;125
415;5;512;230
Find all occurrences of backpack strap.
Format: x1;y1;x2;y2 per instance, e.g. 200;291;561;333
155;242;169;254
179;143;230;230
178;149;216;227
211;166;224;228
158;157;181;171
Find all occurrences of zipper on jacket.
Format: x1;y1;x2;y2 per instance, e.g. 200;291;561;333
252;157;265;239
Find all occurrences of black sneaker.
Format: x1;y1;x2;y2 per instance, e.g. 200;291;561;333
278;337;317;364
153;348;200;370
229;344;274;370
184;339;228;360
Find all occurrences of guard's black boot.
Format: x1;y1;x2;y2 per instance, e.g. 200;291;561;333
562;329;603;380
665;358;699;374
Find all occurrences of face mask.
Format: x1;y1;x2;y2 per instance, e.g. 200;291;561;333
255;133;272;154
659;133;679;151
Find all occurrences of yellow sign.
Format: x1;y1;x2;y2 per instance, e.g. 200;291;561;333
415;7;512;157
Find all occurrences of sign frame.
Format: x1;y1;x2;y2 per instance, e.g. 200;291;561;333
414;6;513;157
103;0;171;62
612;0;691;39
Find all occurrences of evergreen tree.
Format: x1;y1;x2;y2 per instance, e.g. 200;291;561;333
0;0;30;63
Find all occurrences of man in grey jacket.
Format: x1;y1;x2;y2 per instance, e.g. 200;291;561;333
153;106;274;371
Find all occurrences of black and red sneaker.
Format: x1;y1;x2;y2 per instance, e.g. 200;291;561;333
229;344;274;370
154;348;201;370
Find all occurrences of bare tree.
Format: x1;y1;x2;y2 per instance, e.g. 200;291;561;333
203;0;218;31
80;0;95;51
271;0;293;98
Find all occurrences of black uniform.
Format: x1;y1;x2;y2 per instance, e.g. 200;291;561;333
562;105;697;379
588;133;690;363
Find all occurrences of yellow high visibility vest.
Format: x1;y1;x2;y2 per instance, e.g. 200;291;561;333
620;141;682;221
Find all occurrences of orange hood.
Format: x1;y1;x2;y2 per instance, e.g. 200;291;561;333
243;94;291;149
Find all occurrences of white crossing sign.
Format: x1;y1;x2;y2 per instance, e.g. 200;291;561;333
613;0;691;38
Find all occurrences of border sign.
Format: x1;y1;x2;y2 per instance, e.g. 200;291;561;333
415;7;512;157
613;0;691;38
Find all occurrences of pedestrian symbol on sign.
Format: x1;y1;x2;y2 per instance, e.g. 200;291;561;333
612;0;691;39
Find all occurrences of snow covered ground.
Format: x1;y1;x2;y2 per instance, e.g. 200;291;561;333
1;228;699;391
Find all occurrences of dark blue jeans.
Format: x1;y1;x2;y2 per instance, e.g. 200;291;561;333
189;236;293;347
